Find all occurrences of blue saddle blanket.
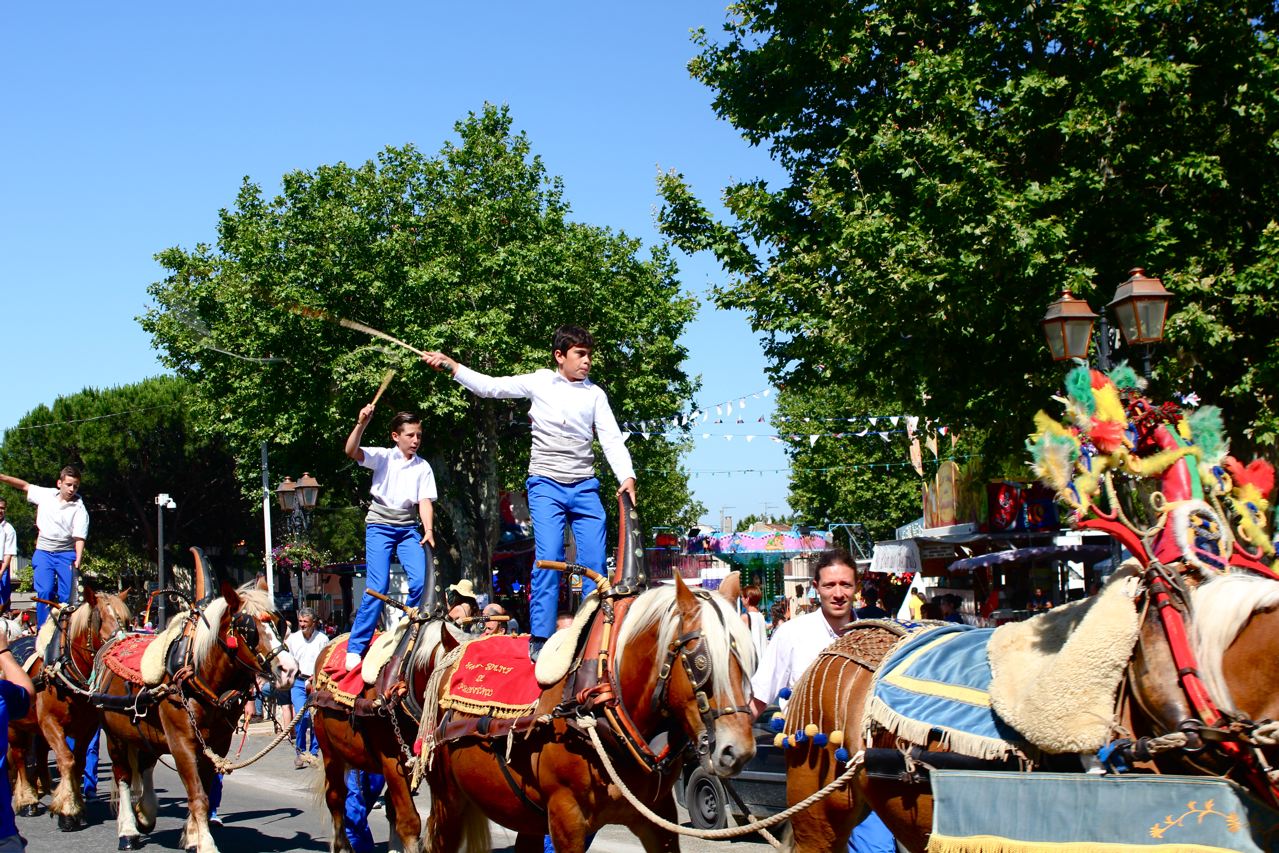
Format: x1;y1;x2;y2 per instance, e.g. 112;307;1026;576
867;624;1026;760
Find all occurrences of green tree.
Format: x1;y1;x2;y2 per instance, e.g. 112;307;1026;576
660;1;1279;462
0;376;254;585
141;105;700;594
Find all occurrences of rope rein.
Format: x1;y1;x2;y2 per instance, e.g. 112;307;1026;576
184;693;315;774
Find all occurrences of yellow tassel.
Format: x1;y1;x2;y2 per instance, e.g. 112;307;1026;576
829;730;845;746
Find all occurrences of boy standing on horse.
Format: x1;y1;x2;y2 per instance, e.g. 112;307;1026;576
343;409;437;671
424;325;636;661
0;467;88;628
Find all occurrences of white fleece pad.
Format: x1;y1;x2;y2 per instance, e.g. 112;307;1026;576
535;592;600;687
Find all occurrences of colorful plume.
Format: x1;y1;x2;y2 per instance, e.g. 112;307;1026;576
1186;406;1228;464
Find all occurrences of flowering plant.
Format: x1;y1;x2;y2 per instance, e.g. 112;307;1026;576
271;540;331;572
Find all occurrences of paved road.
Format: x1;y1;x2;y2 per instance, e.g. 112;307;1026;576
17;724;780;852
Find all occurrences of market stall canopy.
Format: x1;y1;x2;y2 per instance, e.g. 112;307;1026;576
947;545;1111;573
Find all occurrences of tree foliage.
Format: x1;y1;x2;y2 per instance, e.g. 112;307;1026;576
141;105;700;590
0;376;253;584
660;1;1279;461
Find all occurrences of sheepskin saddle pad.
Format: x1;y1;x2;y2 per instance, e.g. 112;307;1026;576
987;561;1142;755
140;619;186;686
534;591;599;687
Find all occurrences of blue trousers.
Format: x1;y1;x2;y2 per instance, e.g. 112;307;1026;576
348;525;429;657
291;678;317;755
0;567;10;613
526;476;605;640
849;810;895;853
344;769;385;853
66;728;100;796
32;549;75;628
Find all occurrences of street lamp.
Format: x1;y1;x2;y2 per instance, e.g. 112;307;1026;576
155;493;177;625
276;472;322;537
1042;268;1172;375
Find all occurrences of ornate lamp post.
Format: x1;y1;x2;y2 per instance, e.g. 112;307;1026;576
1042;268;1172;375
1041;290;1099;364
275;473;322;608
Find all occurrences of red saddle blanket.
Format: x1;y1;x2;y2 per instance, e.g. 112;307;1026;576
103;634;158;685
319;634;378;697
443;635;540;717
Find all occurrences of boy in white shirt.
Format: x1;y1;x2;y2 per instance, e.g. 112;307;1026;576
0;499;16;615
424;325;636;661
0;466;89;627
343;409;437;671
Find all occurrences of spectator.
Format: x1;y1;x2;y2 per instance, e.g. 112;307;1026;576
908;588;926;620
481;603;508;636
939;594;965;624
768;599;789;636
854;585;890;620
740;584;767;660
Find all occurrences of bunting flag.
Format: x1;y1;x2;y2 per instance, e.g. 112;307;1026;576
926;433;939;459
910;438;924;476
635;453;980;478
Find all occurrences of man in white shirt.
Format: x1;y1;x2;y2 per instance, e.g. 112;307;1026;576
285;608;330;768
0;466;89;627
749;549;896;853
424;325;636;661
0;500;17;615
343;409;437;671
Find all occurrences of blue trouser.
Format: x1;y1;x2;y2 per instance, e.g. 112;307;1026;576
66;728;101;796
32;549;75;628
348;524;429;657
849;810;895;853
291;677;317;754
0;566;10;613
344;769;385;853
526;476;605;640
209;771;222;814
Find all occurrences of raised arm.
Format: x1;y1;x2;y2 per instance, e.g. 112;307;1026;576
345;404;376;463
0;474;30;493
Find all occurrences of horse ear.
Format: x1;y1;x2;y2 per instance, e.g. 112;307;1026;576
220;580;241;612
717;572;742;607
673;572;700;624
81;582;98;608
256;575;269;592
119;586;132;600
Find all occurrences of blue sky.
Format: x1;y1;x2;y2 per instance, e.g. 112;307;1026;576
1;2;792;528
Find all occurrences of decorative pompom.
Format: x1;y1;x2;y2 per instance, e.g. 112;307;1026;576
778;687;792;700
1227;457;1276;501
835;747;851;763
1107;362;1140;391
769;716;785;733
1187;406;1228;463
804;723;819;738
782;736;791;748
794;729;807;744
1065;366;1096;416
773;733;785;748
813;733;829;748
829;730;845;746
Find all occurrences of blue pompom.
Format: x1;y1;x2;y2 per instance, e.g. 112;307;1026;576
778;687;792;700
781;736;790;748
769;716;785;733
793;729;807;743
813;733;829;748
835;747;851;763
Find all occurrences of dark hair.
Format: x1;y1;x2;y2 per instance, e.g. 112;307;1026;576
389;412;421;434
59;465;81;481
862;585;880;606
769;599;788;625
743;584;763;608
552;325;595;358
813;548;855;585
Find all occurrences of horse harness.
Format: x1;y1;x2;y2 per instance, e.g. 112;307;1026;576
41;601;125;697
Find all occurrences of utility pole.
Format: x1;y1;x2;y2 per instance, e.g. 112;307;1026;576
155;493;177;625
261;442;275;605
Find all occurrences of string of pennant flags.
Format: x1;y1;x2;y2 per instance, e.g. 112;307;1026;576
639;454;981;478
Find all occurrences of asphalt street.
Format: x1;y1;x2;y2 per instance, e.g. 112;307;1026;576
17;723;780;853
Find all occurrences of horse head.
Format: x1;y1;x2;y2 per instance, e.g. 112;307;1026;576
211;578;298;690
637;571;757;777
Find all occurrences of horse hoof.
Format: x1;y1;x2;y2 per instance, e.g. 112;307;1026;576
118;836;142;851
58;812;82;831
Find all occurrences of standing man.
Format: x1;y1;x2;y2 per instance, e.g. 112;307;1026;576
285;607;329;768
750;549;895;853
424;325;636;662
0;501;16;616
0;467;88;627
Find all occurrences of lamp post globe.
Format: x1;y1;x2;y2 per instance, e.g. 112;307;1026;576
275;476;298;512
1041;289;1098;362
296;472;321;510
1107;268;1172;346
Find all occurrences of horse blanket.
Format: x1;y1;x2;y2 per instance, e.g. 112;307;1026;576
440;634;540;718
102;634;158;685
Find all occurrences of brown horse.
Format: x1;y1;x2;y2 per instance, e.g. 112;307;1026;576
94;579;297;853
781;570;1279;853
7;584;131;829
311;617;463;853
423;572;758;853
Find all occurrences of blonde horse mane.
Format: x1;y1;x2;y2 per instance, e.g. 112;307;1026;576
1191;572;1279;712
190;585;277;669
615;583;757;702
67;590;132;638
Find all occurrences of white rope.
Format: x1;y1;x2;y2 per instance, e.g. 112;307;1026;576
578;716;862;842
1252;721;1279;747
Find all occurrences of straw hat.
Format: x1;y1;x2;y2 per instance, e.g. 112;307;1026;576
447;579;477;602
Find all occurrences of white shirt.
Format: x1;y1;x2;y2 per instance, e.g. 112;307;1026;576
27;485;89;552
359;447;438;508
453;366;635;484
285;629;330;677
0;521;16;561
750;609;843;705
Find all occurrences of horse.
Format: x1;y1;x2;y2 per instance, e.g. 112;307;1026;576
423;571;758;853
310;615;464;853
93;579;297;853
780;568;1279;853
7;584;131;829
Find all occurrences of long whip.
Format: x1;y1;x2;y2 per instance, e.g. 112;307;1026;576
371;369;396;406
284;303;426;358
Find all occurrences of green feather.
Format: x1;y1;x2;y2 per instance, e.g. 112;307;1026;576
1187;405;1227;462
1064;365;1095;416
1027;432;1080;491
1108;362;1140;391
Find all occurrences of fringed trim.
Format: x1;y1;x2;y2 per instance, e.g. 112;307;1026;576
928;834;1240;853
438;695;538;719
312;671;358;707
864;696;1022;762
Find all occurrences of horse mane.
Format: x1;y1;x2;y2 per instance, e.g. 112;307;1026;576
615;584;757;701
68;591;133;637
408;619;454;671
1191;572;1279;711
191;585;276;669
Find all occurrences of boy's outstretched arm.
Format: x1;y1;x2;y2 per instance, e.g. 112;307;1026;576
345;404;376;463
422;351;458;375
0;474;30;493
422;352;534;399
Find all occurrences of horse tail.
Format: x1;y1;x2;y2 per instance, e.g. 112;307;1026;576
458;797;491;853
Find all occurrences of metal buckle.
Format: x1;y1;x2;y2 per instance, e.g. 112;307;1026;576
697;692;711;714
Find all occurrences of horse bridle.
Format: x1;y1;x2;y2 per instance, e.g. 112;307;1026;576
651;590;753;769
